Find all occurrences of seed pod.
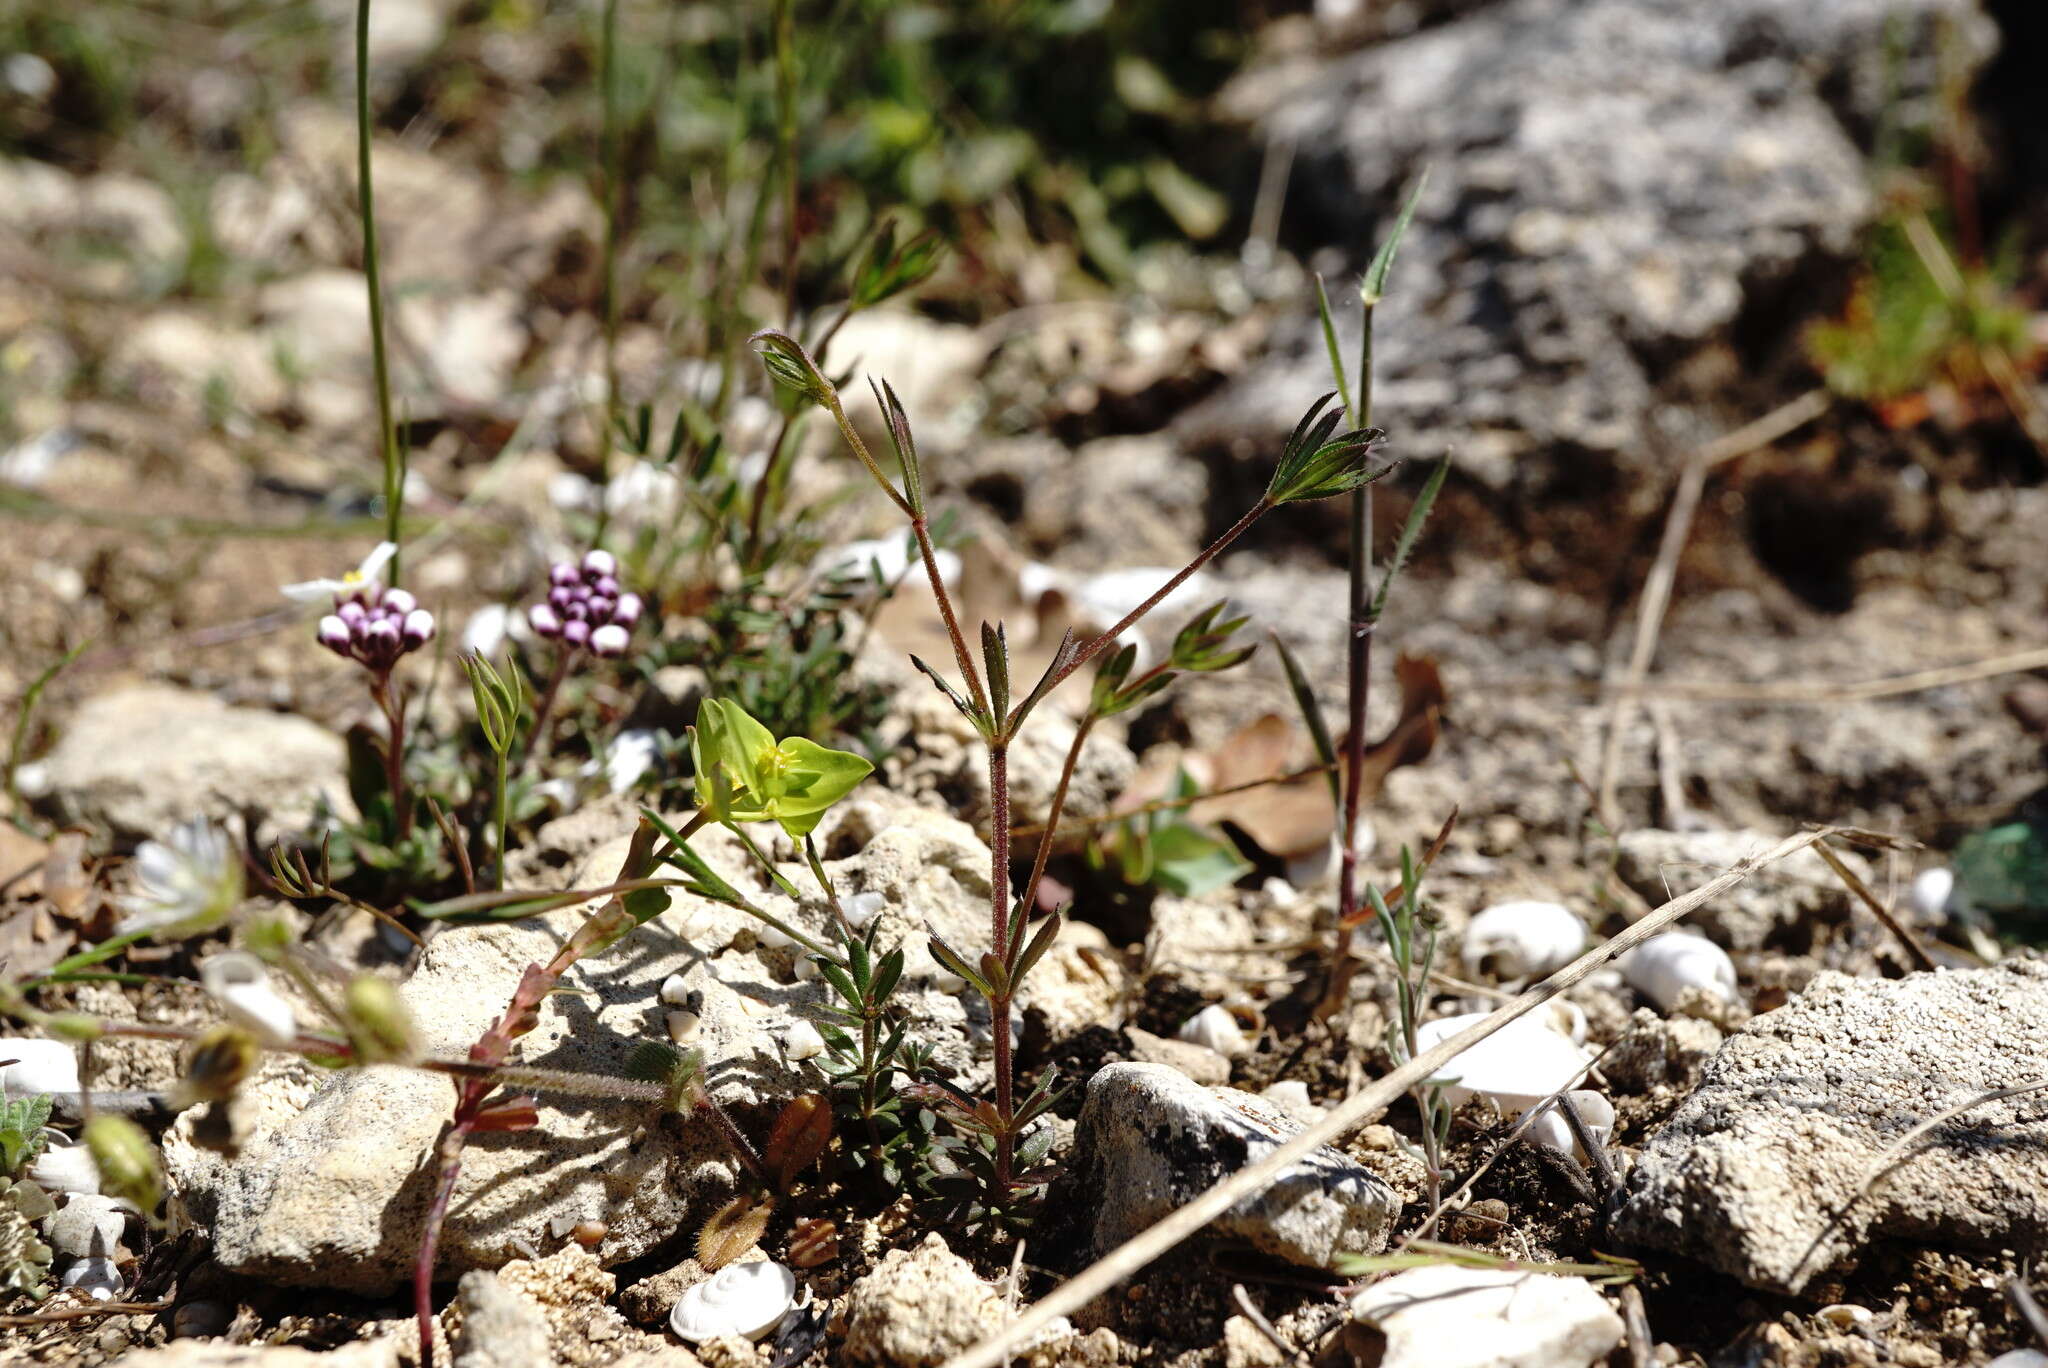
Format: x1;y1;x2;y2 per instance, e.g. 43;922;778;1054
83;1115;160;1216
343;974;417;1064
177;1025;260;1106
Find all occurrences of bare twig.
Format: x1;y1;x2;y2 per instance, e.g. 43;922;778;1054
1230;1285;1308;1367
1491;643;2048;707
2008;1278;2048;1352
1811;838;1938;972
1595;389;1830;824
1620;1284;1655;1368
0;1300;173;1327
944;828;1834;1368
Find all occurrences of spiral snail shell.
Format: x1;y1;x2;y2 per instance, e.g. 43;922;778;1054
669;1259;797;1343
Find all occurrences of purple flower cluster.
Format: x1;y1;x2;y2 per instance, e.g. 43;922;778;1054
529;549;642;658
317;585;435;671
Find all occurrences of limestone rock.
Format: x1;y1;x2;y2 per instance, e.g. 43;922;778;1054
1613;960;2048;1292
1072;1062;1397;1268
450;1270;552;1368
1186;0;1991;493
1347;1266;1624;1368
1124;1027;1231;1086
40;684;353;843
108;1344;400;1368
166;814;988;1294
842;1234;1011;1368
1614;827;1866;949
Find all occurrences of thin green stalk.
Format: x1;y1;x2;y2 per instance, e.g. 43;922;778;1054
354;0;403;586
1336;298;1378;948
595;0;623;538
773;0;799;322
492;750;509;892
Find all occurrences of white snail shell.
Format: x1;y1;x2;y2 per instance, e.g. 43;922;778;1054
784;1022;824;1062
0;1038;79;1097
842;892;886;929
1177;1004;1250;1059
1618;933;1738;1013
666;1010;701;1045
1520;1089;1615;1165
199;952;299;1047
30;1138;100;1197
670;1260;798;1343
660;973;692;1006
1909;867;1954;922
1460;901;1586;981
1413;1012;1591;1116
60;1256;124;1302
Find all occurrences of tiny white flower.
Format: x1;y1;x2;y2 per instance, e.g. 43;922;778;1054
117;819;242;940
199;952;298;1047
603;730;662;795
280;542;398;607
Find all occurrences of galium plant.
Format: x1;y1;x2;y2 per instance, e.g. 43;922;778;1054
748;322;1389;1233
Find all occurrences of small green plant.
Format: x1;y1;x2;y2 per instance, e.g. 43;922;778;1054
750;315;1387;1234
0;1091;54;1180
461;652;527;892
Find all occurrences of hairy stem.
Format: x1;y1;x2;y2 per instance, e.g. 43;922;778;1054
913;514;988;717
1337;299;1379;976
1043;499;1271;697
986;739;1016;1195
354;0;402;584
1016;712;1094;922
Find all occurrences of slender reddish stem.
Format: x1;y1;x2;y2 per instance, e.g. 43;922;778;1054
913;514;988;717
1041;500;1270;699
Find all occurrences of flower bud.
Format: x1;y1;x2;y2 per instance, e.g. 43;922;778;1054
550;562;581;588
529;603;562;637
176;1024;261;1107
590;624;630;657
549;586;574;612
582;549;618;579
84;1114;161;1215
382;588;419;615
592;575;620;598
611;592;643;627
587;595;614;621
344;974;416;1064
401;609;436;647
562;619;591;649
317;615;352;654
337;600;369;628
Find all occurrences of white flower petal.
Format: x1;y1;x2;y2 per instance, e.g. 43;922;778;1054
280;578;345;604
355;541;398;585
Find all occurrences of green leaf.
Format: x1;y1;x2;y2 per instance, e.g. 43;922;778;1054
1150;823;1252;897
1266;393;1390;505
1314;274;1353;421
1368;457;1448;622
1363;168;1431;306
871;948;905;1003
927;931;991;996
411;879;680;923
1272;634;1340;806
1008;911;1063;983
